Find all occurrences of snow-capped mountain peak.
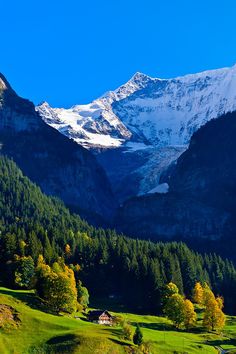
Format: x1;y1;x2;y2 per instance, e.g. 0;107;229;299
37;64;236;150
36;64;236;200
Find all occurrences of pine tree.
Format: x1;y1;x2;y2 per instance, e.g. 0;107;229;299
28;231;43;261
43;235;54;263
171;257;184;294
133;325;143;346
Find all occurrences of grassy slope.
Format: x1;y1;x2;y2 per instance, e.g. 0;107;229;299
0;288;236;354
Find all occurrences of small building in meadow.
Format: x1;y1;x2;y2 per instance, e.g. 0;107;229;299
87;310;113;325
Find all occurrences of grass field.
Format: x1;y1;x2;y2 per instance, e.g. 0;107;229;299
0;287;236;354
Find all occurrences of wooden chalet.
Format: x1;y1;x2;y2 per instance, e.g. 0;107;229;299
87;310;113;325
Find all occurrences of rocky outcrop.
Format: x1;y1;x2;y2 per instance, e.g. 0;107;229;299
0;73;41;131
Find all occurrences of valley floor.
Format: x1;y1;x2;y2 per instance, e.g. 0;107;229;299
0;288;236;354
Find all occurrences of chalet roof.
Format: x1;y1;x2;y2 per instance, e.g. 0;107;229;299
88;310;112;318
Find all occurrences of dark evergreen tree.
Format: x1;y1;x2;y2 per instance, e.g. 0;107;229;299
133;325;143;345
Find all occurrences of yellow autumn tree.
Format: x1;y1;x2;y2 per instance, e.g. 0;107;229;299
19;239;27;256
192;282;203;304
203;296;225;331
216;296;224;310
64;244;71;259
35;256;78;313
184;299;197;329
49;261;78;313
36;254;51;277
202;283;215;306
165;282;179;296
37;254;45;268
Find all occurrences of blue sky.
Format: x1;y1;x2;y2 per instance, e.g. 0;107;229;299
1;0;236;107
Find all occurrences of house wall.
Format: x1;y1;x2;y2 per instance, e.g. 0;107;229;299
98;319;112;325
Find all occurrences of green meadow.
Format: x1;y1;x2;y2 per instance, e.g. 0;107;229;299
0;287;236;354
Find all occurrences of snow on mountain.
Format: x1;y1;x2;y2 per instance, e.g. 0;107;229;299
37;64;236;150
37;101;126;148
36;72;154;149
36;64;236;200
147;182;169;194
113;64;236;146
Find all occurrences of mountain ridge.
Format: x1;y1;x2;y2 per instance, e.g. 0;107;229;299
37;63;236;149
37;63;236;201
0;73;116;222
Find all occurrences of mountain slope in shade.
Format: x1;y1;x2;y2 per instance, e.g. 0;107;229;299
115;111;236;246
37;64;236;201
0;73;116;223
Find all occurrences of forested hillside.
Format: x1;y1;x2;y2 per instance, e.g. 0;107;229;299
0;156;236;314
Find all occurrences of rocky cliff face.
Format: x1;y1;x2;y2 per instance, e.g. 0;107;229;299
168;111;236;212
0;74;41;131
115;193;230;240
0;73;116;223
115;111;236;241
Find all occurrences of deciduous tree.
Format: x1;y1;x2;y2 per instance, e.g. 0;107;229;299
122;321;133;341
164;293;185;329
192;282;203;304
35;256;78;313
162;282;179;307
184;299;196;329
77;280;89;309
14;255;35;288
203;296;225;331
